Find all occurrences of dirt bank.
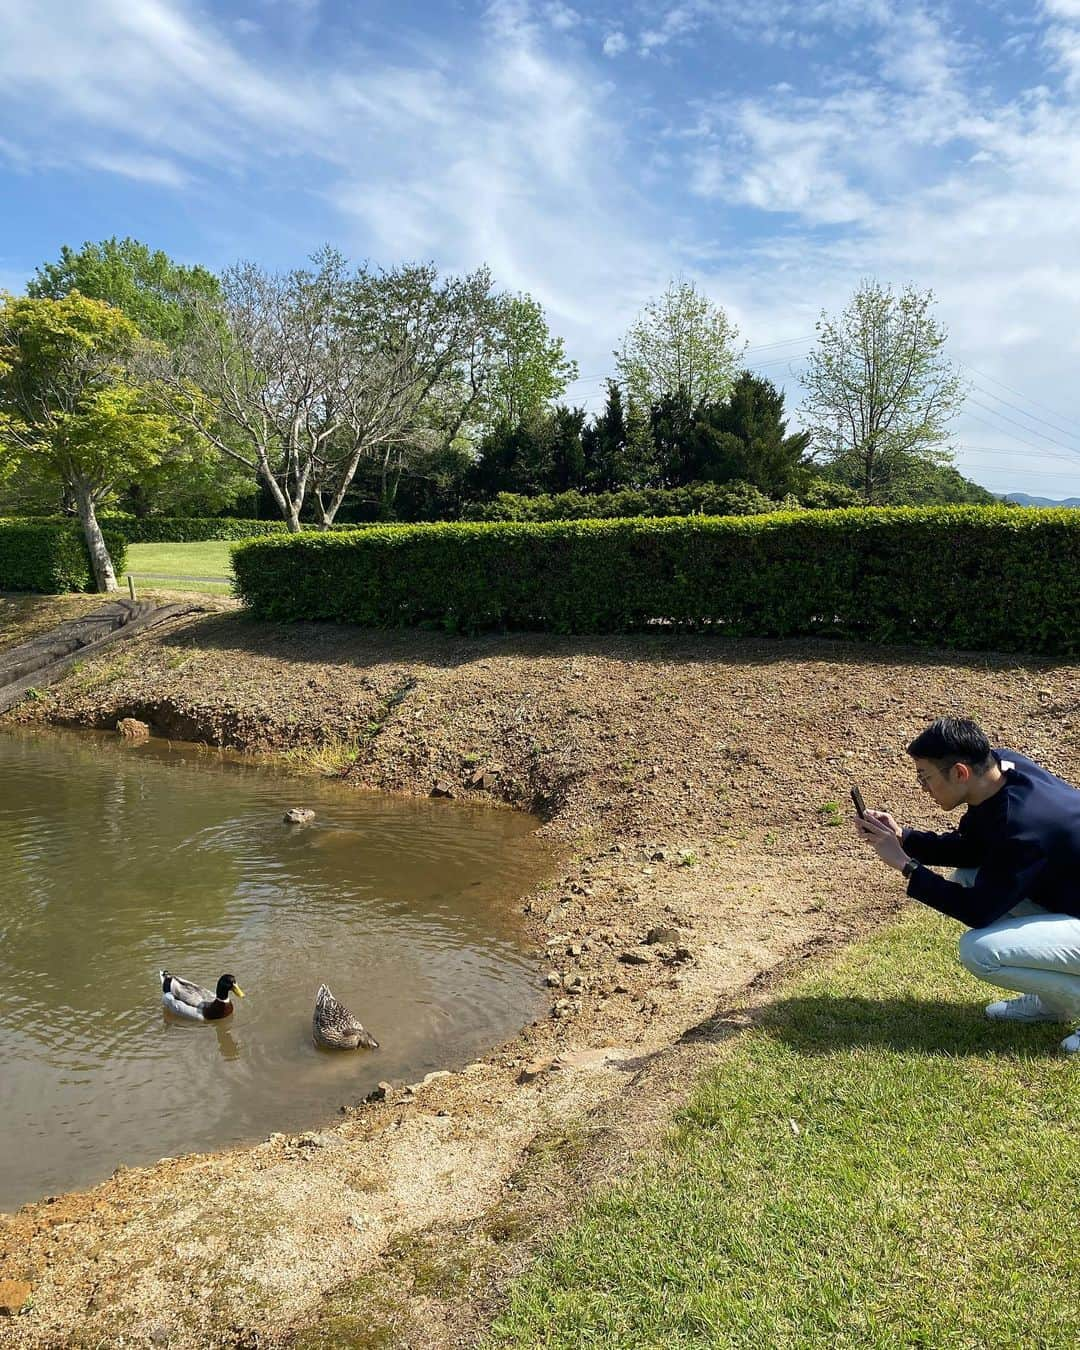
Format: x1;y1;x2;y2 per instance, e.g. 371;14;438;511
1;592;1077;1347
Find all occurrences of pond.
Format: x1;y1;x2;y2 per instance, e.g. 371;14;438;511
0;728;554;1212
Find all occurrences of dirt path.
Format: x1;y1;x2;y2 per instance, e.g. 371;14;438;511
1;595;1076;1348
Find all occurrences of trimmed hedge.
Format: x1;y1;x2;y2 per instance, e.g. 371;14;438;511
230;506;1080;655
8;515;293;543
101;516;292;542
460;481;862;523
0;522;128;593
461;482;796;522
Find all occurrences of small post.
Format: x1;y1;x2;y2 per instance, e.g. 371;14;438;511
127;575;136;601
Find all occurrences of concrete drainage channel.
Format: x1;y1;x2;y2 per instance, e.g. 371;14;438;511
0;599;203;714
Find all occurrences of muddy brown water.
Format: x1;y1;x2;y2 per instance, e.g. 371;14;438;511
0;728;554;1213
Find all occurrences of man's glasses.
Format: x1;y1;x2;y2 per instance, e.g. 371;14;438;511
916;765;953;787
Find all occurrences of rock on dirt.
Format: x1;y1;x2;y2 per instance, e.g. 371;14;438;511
646;925;682;945
0;1281;30;1316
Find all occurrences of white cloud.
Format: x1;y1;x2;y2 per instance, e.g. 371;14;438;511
2;0;1080;494
0;0;323;168
1044;22;1080;88
84;151;190;188
328;4;661;341
639;5;705;54
648;2;1080;495
0;0;665;376
544;2;580;30
874;6;963;95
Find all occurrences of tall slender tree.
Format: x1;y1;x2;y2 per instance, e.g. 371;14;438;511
581;381;628;491
801;280;966;504
615;280;744;409
480;294;578;430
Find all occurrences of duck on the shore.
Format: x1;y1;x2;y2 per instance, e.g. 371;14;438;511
312;984;378;1050
160;971;244;1021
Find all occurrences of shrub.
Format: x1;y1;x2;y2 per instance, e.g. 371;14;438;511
100;516;292;543
230;506;1080;655
2;515;294;543
460;481;788;522
0;522;128;593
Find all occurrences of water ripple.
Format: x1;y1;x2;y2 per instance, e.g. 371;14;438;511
0;727;554;1211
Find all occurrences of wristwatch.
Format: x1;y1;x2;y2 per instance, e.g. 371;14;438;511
901;858;920;881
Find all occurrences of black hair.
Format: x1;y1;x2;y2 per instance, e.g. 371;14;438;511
906;718;993;771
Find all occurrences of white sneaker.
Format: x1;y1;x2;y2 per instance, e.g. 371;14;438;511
1061;1030;1080;1055
984;994;1064;1023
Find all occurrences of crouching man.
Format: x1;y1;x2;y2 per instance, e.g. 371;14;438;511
855;717;1080;1054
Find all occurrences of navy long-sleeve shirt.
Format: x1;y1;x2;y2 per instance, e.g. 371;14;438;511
901;749;1080;928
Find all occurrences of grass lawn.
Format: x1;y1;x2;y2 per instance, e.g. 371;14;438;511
123;541;235;595
490;909;1079;1350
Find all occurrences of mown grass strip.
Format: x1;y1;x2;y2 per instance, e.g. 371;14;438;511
124;540;236;579
490;909;1079;1350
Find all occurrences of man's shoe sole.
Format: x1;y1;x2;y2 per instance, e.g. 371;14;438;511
985;1003;1063;1024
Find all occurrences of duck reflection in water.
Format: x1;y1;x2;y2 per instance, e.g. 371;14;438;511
214;1024;241;1061
161;1009;242;1060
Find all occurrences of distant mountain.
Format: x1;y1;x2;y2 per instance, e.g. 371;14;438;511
999;493;1080;508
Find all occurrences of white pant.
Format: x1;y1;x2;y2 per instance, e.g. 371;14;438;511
953;869;1080;1020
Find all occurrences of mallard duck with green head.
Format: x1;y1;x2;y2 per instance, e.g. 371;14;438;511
160;970;244;1021
313;984;378;1050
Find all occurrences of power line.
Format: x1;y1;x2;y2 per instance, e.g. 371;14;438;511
743;334;816;353
964;378;1080;453
960;457;1077;477
958;360;1080;440
746;353;810;371
964;396;1080;464
565;335;817;389
956;444;1080;463
959;408;1080;467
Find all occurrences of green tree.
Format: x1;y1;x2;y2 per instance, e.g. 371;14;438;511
625;395;657;488
615;280;744;409
649;387;699;486
152;252;504;531
581;381;658;490
470;419;545;497
582;381;627;491
549;406;587;492
700;371;811;494
876;459;996;506
802;280;967;505
27;237;247;516
28;237;220;345
470;406;586;497
116;454;256;518
0;293;182;589
481;294;578;430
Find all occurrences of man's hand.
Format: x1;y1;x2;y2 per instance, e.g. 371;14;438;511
854;811;910;871
864;809;902;840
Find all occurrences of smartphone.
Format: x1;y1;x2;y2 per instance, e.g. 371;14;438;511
850;786;867;819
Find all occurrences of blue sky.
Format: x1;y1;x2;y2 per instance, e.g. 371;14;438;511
2;0;1080;497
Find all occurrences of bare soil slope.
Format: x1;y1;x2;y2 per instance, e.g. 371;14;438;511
1;596;1076;1347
